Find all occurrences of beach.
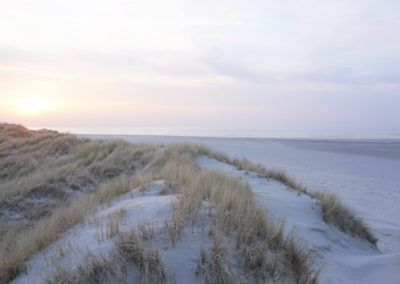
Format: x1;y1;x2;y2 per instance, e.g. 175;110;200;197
82;134;400;253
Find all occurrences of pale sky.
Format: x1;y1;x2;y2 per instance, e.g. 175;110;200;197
1;0;400;136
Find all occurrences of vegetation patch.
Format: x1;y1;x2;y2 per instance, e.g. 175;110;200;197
191;145;377;246
318;192;377;246
0;124;376;283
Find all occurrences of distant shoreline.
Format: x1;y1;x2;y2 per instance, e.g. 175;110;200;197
29;126;400;140
80;133;400;142
79;133;400;161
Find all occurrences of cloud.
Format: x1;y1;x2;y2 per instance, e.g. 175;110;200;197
203;50;276;83
1;0;400;132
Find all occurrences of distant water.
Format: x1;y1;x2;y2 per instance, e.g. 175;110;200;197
30;126;400;140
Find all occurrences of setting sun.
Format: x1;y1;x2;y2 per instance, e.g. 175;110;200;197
18;98;46;115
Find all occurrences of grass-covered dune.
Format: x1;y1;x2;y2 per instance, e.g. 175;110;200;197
0;123;376;283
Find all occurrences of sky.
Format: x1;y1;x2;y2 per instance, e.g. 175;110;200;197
0;0;400;137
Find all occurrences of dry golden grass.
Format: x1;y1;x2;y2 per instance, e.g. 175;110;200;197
49;227;167;284
0;168;159;283
196;240;238;284
192;144;376;246
184;170;317;283
116;230;167;284
0;123;161;283
45;253;123;284
0;127;158;212
43;143;318;283
317;192;377;246
147;145;318;283
0;129;160;264
0;124;160;202
105;208;126;239
0;196;92;283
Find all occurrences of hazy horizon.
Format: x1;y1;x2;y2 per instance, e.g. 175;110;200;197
25;125;399;139
1;1;400;135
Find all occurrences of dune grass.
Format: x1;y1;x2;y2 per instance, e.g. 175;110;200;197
46;253;121;284
0;124;159;246
0;169;158;283
0;124;376;282
44;144;319;283
47;228;167;284
161;166;318;283
317;192;377;246
196;240;238;284
187;144;377;246
0;127;159;200
116;230;167;284
145;145;319;283
0;124;161;282
233;158;377;246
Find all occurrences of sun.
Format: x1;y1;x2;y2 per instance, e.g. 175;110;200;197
18;98;46;115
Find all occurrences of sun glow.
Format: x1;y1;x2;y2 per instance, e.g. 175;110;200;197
18;98;46;115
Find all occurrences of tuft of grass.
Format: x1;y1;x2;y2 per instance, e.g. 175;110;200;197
282;235;319;284
46;253;123;284
159;181;180;195
164;210;185;247
116;230;167;284
96;175;131;204
318;193;377;246
196;238;238;284
49;226;167;284
105;208;126;239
